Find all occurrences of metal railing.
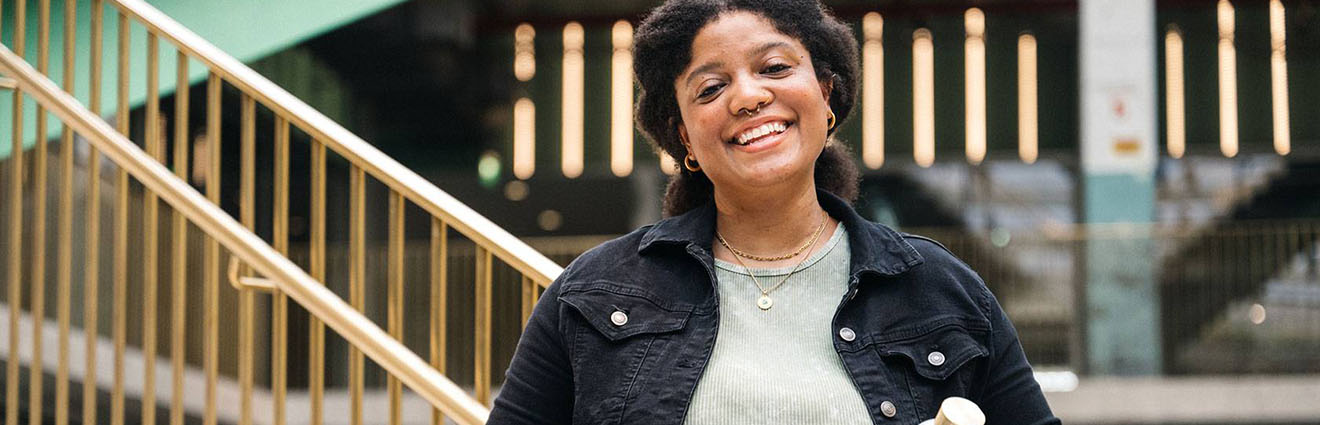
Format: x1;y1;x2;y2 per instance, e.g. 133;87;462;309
1;0;565;424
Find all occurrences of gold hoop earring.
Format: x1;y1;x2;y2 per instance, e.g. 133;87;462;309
684;154;701;172
827;110;837;130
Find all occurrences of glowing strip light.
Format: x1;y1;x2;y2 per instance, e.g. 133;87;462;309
1018;33;1038;164
514;23;536;82
1165;27;1186;159
611;21;635;177
862;12;885;169
1270;0;1290;155
562;22;585;178
513;98;536;179
913;29;935;168
1218;0;1238;158
965;8;987;165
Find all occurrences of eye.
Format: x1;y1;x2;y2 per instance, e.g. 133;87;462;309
762;63;791;74
698;83;724;99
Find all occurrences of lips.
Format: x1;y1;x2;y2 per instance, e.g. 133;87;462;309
730;120;791;146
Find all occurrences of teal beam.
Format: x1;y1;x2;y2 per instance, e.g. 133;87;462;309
1083;174;1160;374
1080;0;1162;375
1;0;406;159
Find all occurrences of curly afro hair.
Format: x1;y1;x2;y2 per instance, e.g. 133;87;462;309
633;0;861;217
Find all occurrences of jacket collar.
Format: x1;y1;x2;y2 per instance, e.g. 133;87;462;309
639;191;923;278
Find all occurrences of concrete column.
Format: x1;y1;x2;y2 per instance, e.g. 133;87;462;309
1079;0;1161;374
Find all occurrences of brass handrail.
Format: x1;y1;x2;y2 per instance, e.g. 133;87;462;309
107;0;564;288
0;42;491;425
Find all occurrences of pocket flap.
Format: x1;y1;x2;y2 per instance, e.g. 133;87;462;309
877;322;988;381
560;284;693;342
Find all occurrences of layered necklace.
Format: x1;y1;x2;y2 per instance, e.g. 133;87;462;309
715;212;827;310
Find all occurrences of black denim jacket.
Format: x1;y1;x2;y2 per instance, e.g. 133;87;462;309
489;192;1061;425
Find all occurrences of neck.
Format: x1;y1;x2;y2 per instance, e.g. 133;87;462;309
711;181;835;268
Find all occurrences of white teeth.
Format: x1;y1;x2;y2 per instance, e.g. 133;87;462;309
735;121;789;145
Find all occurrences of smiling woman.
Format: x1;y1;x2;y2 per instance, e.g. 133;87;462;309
488;1;1060;424
634;0;861;218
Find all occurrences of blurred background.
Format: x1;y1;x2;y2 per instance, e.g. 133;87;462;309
2;0;1319;423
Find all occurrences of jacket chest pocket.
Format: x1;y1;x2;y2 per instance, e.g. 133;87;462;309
874;319;989;421
560;283;695;424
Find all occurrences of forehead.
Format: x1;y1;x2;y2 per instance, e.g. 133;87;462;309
683;11;807;72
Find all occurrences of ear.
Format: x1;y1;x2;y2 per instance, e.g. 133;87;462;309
819;75;834;105
677;122;692;153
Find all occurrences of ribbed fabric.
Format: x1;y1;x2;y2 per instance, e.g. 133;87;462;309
684;225;871;425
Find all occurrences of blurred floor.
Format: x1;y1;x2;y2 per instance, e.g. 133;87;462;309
1046;375;1320;424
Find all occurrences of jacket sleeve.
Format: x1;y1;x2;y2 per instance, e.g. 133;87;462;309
488;279;574;425
974;285;1062;425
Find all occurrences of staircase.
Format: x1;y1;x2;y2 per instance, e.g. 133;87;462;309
0;0;561;423
1158;160;1320;372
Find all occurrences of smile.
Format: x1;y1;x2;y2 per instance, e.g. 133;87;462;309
731;121;791;146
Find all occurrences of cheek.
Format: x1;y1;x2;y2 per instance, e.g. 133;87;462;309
682;107;727;145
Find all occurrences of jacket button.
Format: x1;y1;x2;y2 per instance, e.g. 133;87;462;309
838;327;856;342
880;400;897;418
927;351;946;366
610;311;628;326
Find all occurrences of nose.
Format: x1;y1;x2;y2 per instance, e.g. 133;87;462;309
727;78;773;117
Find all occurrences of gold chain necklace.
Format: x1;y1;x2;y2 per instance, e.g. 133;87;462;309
715;213;828;310
716;213;827;262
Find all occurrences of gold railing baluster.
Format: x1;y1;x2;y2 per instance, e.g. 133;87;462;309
84;2;104;423
521;276;536;329
55;0;77;424
272;116;290;425
4;92;22;425
430;218;448;425
32;1;52;421
169;49;189;425
388;190;405;425
112;10;130;425
5;2;27;422
308;139;326;425
112;159;129;425
142;31;161;425
238;93;255;425
348;165;366;425
202;71;222;425
474;247;492;405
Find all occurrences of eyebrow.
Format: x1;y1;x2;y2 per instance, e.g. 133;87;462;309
683;61;724;87
681;41;795;87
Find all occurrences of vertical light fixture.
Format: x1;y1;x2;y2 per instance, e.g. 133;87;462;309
1270;0;1290;155
965;8;987;165
1217;0;1238;158
611;20;635;177
1164;27;1186;159
913;28;936;168
514;23;536;82
513;98;536;179
513;23;536;180
562;22;586;178
862;12;885;169
1018;33;1039;164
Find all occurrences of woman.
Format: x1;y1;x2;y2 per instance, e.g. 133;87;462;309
489;1;1060;424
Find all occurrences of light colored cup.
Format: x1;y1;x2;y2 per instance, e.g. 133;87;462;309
918;397;985;425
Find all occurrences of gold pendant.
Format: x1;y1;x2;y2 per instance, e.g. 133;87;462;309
757;295;773;310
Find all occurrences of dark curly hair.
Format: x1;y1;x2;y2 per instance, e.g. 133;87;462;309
634;0;861;217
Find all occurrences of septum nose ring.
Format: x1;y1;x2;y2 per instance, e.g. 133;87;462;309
741;102;764;117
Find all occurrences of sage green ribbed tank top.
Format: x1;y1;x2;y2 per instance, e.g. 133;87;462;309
684;225;871;425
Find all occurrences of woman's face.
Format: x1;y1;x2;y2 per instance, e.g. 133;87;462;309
675;11;832;193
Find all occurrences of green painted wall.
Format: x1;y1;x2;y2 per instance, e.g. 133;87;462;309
1;0;405;159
